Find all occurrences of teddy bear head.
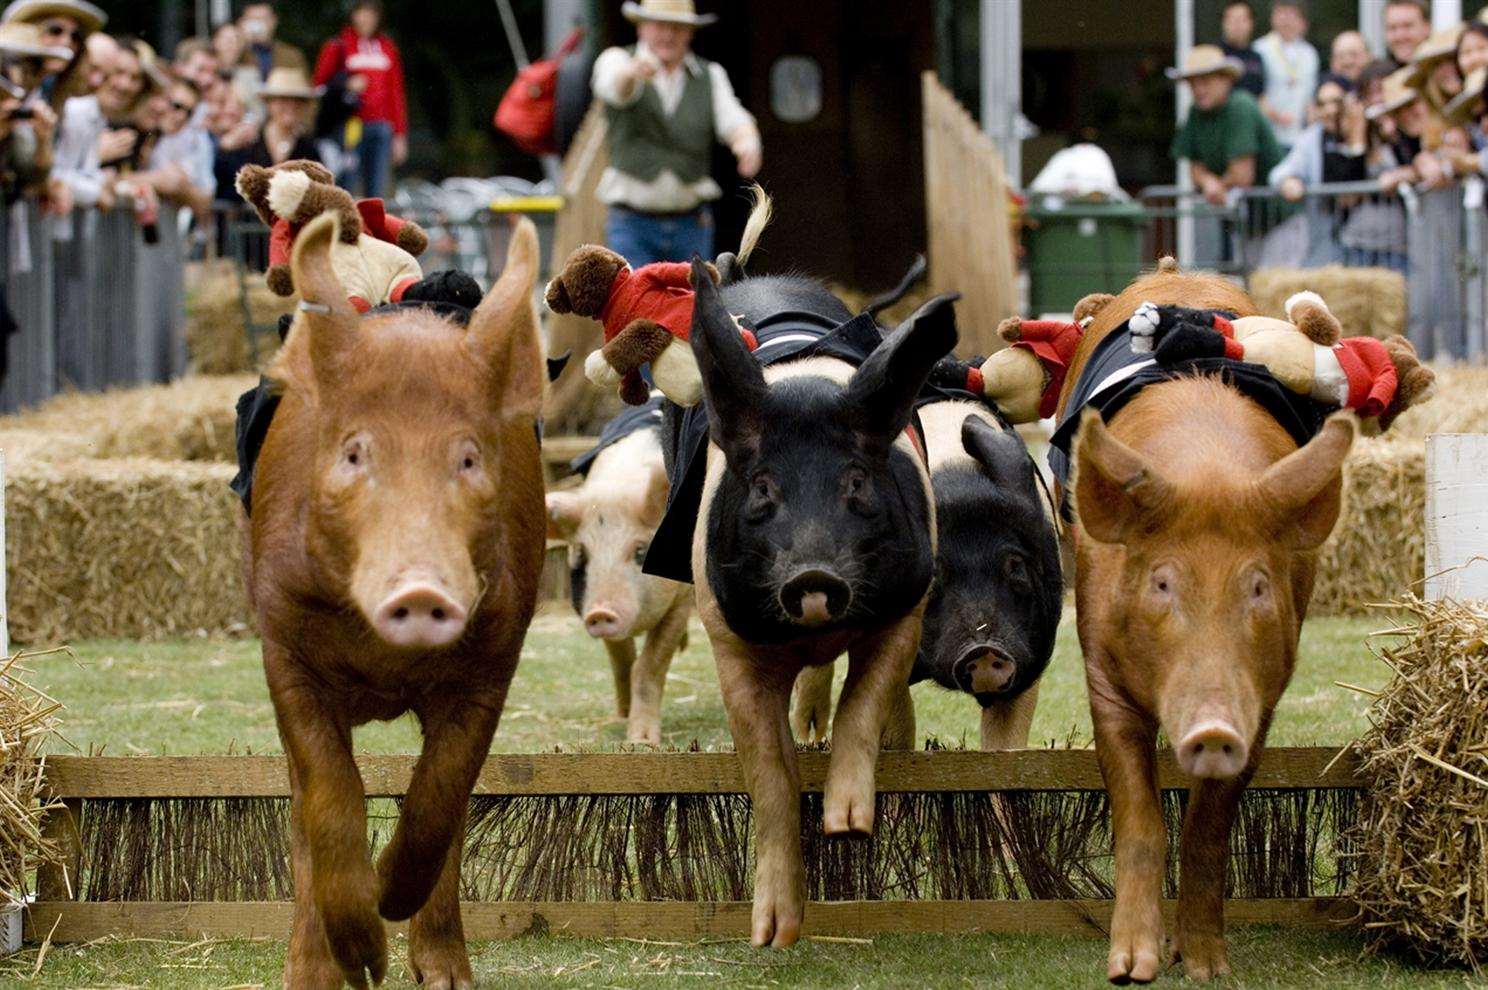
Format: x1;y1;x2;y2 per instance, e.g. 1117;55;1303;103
546;245;629;317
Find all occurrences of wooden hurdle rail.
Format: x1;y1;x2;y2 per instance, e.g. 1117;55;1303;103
27;748;1362;943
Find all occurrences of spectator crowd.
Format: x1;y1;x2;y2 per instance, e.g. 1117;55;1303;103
1174;0;1488;214
0;0;408;252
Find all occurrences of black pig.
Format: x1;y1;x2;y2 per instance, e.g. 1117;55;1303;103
675;258;954;949
910;399;1062;749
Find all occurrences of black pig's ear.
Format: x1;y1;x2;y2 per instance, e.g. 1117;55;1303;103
845;293;959;449
690;256;768;467
962;415;1035;492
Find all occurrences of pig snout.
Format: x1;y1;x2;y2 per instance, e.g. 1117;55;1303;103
954;644;1017;700
370;579;469;649
583;606;627;640
779;569;852;627
1176;720;1249;779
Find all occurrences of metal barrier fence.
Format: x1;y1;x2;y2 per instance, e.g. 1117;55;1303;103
1135;180;1486;362
0;201;186;414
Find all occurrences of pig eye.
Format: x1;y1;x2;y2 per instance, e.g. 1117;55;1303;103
1004;553;1031;587
340;435;370;471
747;472;779;520
633;543;648;566
454;439;482;476
1149;564;1177;600
1247;571;1271;602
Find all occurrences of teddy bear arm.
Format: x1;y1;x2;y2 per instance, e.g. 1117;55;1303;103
1239;331;1318;395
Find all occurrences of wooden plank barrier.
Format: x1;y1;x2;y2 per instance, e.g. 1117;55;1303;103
26;748;1362;943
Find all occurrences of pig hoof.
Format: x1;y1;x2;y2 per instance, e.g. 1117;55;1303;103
822;789;875;836
1107;934;1163;984
626;722;662;747
409;933;476;990
283;945;343;990
322;903;387;989
750;894;803;949
1176;932;1230;982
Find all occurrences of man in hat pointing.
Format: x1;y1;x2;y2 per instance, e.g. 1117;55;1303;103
592;0;761;266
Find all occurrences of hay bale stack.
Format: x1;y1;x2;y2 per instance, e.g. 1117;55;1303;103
184;261;289;374
1384;364;1488;440
1348;597;1488;965
0;374;254;465
5;459;250;643
1311;437;1425;616
1249;265;1406;339
0;428;96;465
0;650;65;906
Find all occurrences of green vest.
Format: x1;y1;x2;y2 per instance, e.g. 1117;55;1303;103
606;50;716;184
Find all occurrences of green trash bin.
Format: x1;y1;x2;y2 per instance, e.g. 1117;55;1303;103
1023;198;1146;315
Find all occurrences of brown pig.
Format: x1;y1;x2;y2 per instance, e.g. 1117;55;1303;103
547;403;692;745
1061;267;1355;983
244;212;546;989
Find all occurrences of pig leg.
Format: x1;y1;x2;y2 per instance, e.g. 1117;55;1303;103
1174;771;1251;981
714;638;803;948
628;597;689;746
789;663;834;743
824;609;922;835
1090;685;1166;985
408;826;474;990
880;681;915;750
979;682;1040;751
270;676;385;989
604;638;636;718
283;745;352;990
377;693;502;923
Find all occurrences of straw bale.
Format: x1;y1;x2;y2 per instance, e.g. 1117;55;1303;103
0;428;95;466
0;650;65;906
1250;265;1406;339
1311;438;1425;616
1347;598;1488;966
1384;363;1488;440
0;374;254;465
5;459;250;644
184;260;288;374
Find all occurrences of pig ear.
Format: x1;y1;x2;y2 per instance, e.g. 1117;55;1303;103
1072;408;1174;544
545;491;582;540
1256;412;1356;550
469;217;544;419
689;256;768;466
961;416;1035;493
290;212;360;386
638;462;670;527
845;293;959;449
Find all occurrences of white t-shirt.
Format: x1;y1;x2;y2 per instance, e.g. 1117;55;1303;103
1256;31;1319;147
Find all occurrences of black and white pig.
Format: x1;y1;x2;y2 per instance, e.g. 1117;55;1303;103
650;258;955;949
547;398;692;745
910;399;1063;749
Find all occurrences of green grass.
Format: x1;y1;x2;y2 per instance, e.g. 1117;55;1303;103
7;610;1449;989
28;608;1390;757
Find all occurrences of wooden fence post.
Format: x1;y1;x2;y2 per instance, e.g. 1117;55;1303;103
1424;434;1488;601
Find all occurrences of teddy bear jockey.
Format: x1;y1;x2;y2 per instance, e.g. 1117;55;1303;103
930;291;1115;423
1130;291;1436;430
235;160;429;312
546;244;749;407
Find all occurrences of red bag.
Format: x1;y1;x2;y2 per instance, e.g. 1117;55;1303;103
495;28;584;156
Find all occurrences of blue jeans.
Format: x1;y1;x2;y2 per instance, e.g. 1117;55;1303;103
605;205;714;267
355;120;395;199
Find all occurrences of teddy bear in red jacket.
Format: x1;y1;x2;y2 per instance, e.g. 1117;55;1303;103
546;244;741;406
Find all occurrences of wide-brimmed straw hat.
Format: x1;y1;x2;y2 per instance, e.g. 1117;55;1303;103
0;0;105;35
1444;66;1487;125
0;19;73;60
1406;22;1466;81
1165;44;1243;82
621;0;715;27
259;66;321;100
1366;67;1421;119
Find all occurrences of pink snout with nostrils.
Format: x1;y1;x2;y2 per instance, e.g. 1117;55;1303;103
1176;720;1249;779
370;579;469;649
